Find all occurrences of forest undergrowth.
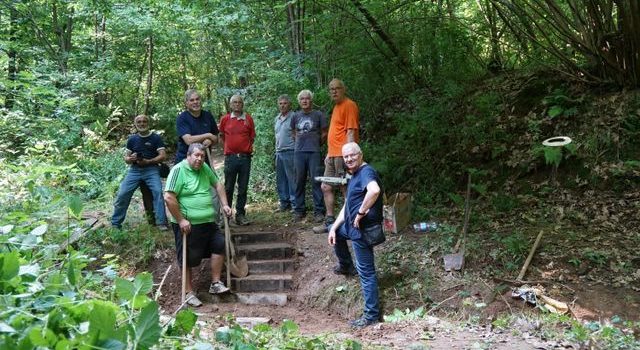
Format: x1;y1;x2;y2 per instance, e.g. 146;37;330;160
1;71;640;348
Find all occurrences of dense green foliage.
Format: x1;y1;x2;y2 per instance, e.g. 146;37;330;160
1;0;639;348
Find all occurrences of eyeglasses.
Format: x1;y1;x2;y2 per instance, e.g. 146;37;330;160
342;152;361;160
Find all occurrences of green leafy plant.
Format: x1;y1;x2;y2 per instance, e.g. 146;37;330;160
583;249;608;266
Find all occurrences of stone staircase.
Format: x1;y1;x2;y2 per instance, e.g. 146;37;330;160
222;229;296;306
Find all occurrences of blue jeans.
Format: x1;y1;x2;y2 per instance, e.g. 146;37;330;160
275;150;296;209
293;151;325;215
224;155;251;216
334;222;380;322
112;166;167;227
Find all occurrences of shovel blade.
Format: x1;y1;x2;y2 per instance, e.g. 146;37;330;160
443;253;464;272
230;255;249;277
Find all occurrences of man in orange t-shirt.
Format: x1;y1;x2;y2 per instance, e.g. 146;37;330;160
315;79;359;233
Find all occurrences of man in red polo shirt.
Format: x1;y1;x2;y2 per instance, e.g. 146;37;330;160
219;94;256;225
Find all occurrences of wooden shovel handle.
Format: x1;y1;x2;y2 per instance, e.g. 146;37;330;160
223;215;231;289
181;233;187;303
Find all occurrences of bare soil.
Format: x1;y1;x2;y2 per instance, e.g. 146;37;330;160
140;151;639;348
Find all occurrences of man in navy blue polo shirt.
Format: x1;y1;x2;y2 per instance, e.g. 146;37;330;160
111;115;168;229
328;142;383;329
175;89;219;163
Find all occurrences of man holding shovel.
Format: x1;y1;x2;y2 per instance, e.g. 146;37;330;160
164;143;233;307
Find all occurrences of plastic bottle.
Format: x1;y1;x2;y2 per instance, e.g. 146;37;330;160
413;222;438;232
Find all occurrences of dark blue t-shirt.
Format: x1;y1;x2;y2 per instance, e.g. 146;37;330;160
290;110;327;152
345;164;384;240
176;110;219;162
126;133;165;160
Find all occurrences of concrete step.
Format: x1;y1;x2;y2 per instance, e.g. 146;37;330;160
235;292;288;306
237;242;296;260
201;292;288;306
248;258;295;274
232;231;290;244
232;273;293;292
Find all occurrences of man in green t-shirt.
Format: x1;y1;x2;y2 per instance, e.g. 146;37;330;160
164;143;233;307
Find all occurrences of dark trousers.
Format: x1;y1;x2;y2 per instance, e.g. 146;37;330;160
293;151;325;215
224;155;251;216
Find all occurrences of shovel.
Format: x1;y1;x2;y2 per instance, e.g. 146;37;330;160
205;147;249;283
223;214;249;281
443;173;472;272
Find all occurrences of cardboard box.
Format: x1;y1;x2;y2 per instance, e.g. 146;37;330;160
383;193;412;233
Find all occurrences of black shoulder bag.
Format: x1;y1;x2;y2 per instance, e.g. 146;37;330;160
361;224;386;247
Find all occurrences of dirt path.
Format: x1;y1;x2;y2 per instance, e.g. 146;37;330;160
144;149;572;348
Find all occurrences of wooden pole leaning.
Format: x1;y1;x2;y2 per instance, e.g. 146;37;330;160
181;232;187;304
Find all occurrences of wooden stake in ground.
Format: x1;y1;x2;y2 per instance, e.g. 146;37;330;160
181;233;187;304
517;230;544;281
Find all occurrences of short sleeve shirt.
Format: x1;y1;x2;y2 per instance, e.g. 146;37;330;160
344;164;383;240
274;111;295;152
176;110;219;163
219;113;256;155
290;109;327;152
164;160;219;225
126;133;165;161
328;98;359;157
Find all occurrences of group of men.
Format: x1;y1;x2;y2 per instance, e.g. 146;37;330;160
274;79;360;233
109;79;383;327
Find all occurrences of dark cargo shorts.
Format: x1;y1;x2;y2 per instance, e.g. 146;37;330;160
172;222;225;267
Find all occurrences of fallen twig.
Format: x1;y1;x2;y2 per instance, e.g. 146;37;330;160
427;293;458;314
481;279;513;314
154;264;172;301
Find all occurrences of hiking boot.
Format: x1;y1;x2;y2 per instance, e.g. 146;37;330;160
349;316;379;329
313;212;325;223
209;281;230;294
274;205;292;213
312;216;335;234
235;214;250;226
333;265;357;276
156;224;169;231
293;212;305;222
185;291;203;307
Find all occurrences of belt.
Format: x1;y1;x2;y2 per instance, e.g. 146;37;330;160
276;149;294;152
225;153;252;158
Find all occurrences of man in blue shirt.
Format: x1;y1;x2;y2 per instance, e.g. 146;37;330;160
175;89;219;163
274;94;296;212
328;142;383;328
111;115;168;229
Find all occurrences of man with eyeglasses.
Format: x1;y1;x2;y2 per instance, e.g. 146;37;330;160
328;142;383;329
314;79;360;234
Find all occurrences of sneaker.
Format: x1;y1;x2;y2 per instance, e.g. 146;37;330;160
235;215;250;226
349;316;379;329
333;265;357;276
185;291;203;307
209;281;230;294
313;213;325;223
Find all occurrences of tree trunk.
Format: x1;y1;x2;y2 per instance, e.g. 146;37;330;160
51;0;74;75
133;46;148;115
349;0;426;87
6;7;17;109
144;35;154;116
286;0;305;76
